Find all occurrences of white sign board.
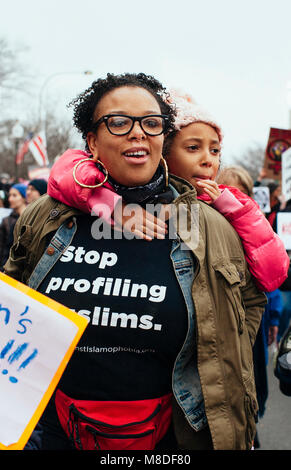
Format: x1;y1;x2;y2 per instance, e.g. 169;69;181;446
0;272;88;450
253;186;271;213
282;147;291;201
277;212;291;250
0;208;12;224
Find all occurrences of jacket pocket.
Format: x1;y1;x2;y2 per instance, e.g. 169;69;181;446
213;261;245;334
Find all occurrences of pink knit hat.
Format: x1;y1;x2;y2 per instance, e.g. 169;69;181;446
166;89;223;143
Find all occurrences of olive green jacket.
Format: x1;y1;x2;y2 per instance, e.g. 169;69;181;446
4;175;266;450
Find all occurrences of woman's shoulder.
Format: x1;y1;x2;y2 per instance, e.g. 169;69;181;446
18;195;81;227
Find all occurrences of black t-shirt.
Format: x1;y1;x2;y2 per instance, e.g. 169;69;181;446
38;214;188;401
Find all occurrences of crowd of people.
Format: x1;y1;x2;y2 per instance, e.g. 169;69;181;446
0;178;47;269
1;72;291;451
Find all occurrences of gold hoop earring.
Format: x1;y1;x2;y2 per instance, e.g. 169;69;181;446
160;157;169;186
72;158;108;189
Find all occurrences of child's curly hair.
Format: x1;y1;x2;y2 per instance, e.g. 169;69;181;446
68;72;176;150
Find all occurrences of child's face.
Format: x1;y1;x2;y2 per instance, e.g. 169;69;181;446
167;122;221;194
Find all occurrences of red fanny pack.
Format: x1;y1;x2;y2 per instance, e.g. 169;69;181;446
55;389;172;450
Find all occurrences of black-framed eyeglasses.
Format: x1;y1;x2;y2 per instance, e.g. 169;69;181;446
92;114;170;136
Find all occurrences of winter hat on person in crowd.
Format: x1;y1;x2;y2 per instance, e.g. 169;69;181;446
12;183;27;199
166;89;224;143
28;179;48;195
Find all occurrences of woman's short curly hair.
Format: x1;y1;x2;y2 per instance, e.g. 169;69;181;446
68;72;176;150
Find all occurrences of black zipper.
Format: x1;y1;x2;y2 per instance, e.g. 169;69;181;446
69;403;161;428
86;425;155;439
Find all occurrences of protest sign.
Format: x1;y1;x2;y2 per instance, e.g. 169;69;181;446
281;147;291;201
277;212;291;250
253;186;270;213
28;165;50;181
0;272;88;450
263;128;291;180
0;208;12;224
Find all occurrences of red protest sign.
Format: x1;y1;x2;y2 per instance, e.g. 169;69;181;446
263;128;291;180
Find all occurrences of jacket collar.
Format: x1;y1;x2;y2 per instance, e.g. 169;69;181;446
169;173;197;198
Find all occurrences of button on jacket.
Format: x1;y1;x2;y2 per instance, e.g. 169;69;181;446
4;176;266;450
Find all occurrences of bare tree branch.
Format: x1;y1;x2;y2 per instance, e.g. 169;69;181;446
0;37;31;95
230;143;265;181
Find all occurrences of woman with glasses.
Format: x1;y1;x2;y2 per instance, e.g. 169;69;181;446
47;97;171;240
5;73;266;451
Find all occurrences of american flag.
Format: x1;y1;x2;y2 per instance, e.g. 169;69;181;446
28;132;49;167
15;133;33;165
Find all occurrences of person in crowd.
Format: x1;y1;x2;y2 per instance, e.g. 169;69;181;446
0;183;27;269
0;178;10;208
0;173;11;194
4;72;266;451
0;189;8;208
278;271;291;343
209;165;280;449
274;323;291;396
263;289;283;350
251;175;291;347
216;165;254;197
264;180;283;230
25;179;48;204
276;209;291;343
211;164;283;447
266;183;291;343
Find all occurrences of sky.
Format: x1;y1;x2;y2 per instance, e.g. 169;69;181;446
1;0;291;163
